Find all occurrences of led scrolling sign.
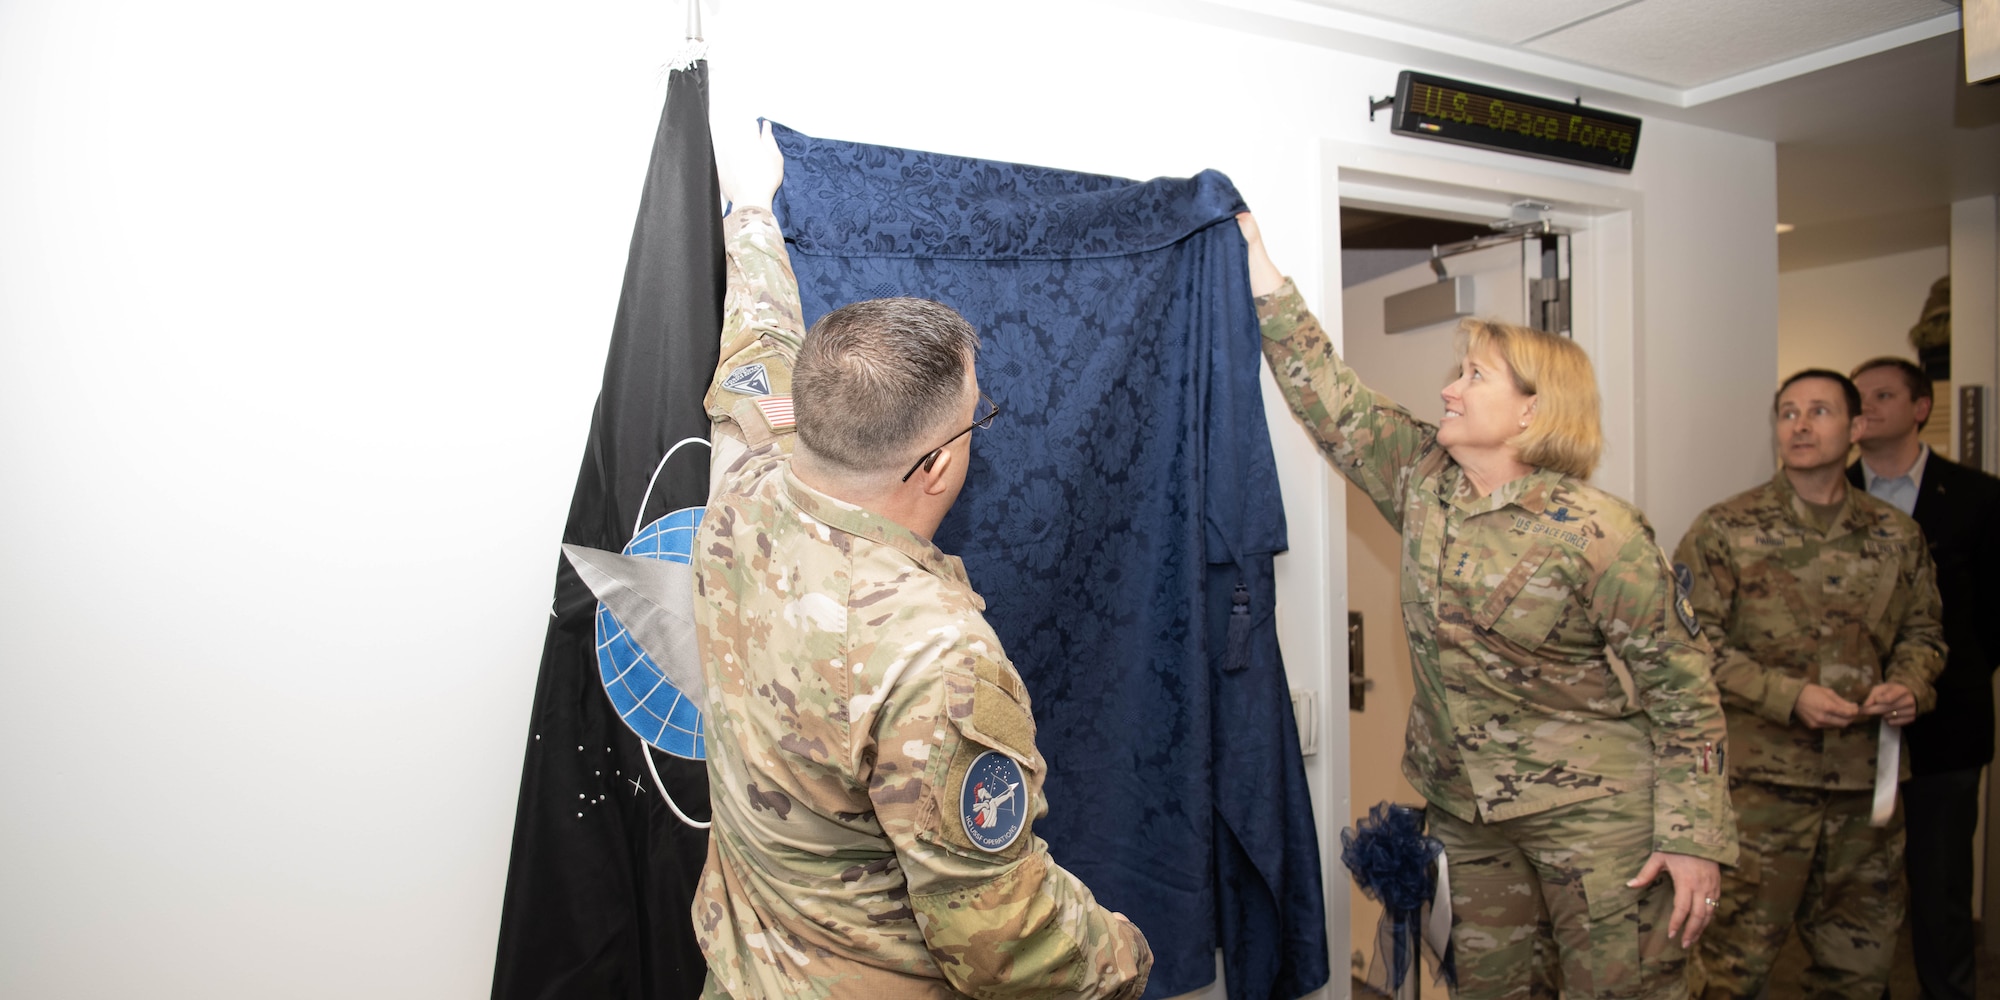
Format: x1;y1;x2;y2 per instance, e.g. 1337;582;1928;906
1391;71;1642;172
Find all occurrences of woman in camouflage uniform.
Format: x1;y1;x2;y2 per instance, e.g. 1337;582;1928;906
1239;214;1735;1000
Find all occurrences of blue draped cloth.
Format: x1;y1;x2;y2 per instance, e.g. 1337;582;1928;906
771;124;1327;1000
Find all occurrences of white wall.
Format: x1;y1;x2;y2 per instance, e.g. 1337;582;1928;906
1627;117;1779;551
0;1;1777;996
1779;246;1947;378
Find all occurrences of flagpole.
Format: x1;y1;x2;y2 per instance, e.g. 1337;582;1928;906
667;1;706;75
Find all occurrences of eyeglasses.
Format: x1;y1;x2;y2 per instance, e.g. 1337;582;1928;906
901;393;1002;482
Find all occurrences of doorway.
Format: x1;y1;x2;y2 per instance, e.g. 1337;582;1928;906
1309;141;1643;998
1340;203;1552;997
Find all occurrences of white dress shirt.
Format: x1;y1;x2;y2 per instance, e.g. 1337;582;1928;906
1861;443;1930;516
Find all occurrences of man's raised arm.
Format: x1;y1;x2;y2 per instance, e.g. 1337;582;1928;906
707;120;805;478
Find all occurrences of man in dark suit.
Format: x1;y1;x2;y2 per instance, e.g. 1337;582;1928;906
1849;356;2000;1000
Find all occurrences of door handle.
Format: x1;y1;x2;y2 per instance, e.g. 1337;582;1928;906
1349;611;1373;711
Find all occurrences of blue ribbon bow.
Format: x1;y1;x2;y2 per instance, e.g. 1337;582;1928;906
1340;802;1451;993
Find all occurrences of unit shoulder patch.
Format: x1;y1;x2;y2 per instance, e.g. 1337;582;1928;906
721;362;771;396
1672;561;1700;638
959;750;1027;853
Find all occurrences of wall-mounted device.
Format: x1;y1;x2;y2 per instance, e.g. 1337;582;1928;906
1385;71;1642;172
1385;201;1572;336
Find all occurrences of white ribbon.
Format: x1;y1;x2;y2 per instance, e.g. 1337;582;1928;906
1424;851;1452;967
1871;719;1900;827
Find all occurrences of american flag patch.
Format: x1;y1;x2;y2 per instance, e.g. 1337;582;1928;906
754;395;795;430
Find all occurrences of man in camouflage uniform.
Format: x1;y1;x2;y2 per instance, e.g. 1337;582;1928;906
689;121;1151;999
1675;368;1946;999
1242;214;1734;1000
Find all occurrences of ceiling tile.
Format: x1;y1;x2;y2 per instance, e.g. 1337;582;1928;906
1295;0;1635;45
1523;0;1958;87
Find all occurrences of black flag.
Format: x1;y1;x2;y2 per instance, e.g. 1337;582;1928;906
492;60;721;1000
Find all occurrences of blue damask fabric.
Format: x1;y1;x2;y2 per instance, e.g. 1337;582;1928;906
771;124;1327;1000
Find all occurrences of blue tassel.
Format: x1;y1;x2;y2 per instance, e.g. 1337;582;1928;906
1224;582;1252;674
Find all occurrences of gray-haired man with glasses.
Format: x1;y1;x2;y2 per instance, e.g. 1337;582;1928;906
689;120;1151;1000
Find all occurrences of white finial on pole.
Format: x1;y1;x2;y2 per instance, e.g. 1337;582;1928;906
665;0;707;72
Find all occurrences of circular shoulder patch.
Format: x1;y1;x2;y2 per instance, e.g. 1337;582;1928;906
959;750;1028;853
1671;561;1700;638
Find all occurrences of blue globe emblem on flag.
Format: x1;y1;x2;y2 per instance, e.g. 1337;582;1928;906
960;750;1027;852
593;506;706;760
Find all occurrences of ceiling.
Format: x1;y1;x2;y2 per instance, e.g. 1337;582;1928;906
1297;0;1959;89
1191;0;1999;271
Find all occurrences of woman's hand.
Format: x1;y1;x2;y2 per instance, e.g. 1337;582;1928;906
1235;212;1284;298
1860;682;1916;727
1627;851;1721;948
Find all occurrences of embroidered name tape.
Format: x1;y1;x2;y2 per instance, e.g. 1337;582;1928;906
753;395;795;430
960;750;1026;852
1512;515;1588;552
721;363;770;396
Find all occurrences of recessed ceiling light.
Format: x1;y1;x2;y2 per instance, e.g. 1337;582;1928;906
1776;223;1796;234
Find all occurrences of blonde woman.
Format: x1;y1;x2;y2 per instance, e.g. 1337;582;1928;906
1241;214;1734;1000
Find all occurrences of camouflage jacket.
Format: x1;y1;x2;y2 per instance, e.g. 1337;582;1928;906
1672;472;1946;789
691;207;1151;1000
1258;280;1735;861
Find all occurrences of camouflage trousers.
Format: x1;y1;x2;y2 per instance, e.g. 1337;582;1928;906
1696;780;1904;1000
1429;794;1690;1000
